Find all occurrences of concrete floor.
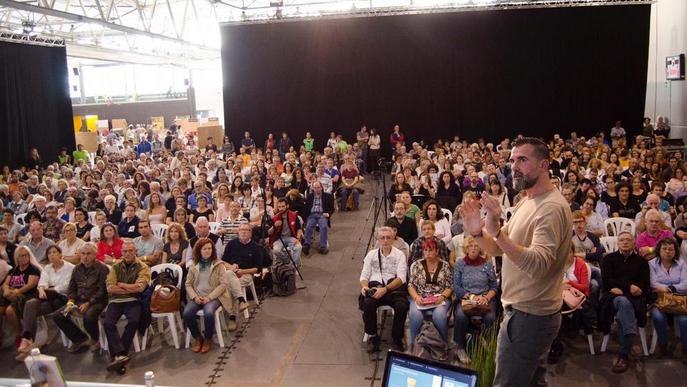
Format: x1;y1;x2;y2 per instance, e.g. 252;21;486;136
1;180;686;386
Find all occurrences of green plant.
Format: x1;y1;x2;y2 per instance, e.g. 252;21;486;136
467;321;500;387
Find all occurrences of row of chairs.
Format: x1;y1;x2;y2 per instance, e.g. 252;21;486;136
40;262;259;354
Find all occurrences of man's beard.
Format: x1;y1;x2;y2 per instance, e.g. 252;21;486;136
513;172;538;191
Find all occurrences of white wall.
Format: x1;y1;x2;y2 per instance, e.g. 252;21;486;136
645;0;687;140
190;59;224;123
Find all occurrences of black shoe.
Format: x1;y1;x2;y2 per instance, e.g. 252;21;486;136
392;338;405;352
302;244;310;256
107;355;130;372
319;247;329;255
116;365;127;375
367;336;381;353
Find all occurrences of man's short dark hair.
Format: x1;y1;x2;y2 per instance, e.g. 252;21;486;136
277;197;289;206
512;137;550;161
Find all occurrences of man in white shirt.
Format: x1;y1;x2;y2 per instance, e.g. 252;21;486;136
360;227;409;352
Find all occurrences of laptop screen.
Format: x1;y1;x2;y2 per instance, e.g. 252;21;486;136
382;351;478;387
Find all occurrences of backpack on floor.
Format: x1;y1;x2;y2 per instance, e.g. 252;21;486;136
413;320;448;361
272;262;296;297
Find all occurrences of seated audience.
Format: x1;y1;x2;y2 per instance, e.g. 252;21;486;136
649;237;687;363
338;158;361;211
96;223;123;264
118;203;141;239
302;181;333;255
15;245;74;361
269;198;303;267
0;246;41;348
636;209;674;260
73;208;93;241
58;222;86;264
600;231;650;373
133;220;163;266
185;238;235;353
388;201;418;246
409;221;449;265
360;227;409;352
162;223;190;265
407;239;453;353
104;239;151;373
52;243;108;353
20;221;55;265
0;225;18;263
609;183;641;220
418;200;451;245
452;236;497;364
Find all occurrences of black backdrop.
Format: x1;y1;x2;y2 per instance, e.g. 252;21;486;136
221;5;651;151
0;41;74;168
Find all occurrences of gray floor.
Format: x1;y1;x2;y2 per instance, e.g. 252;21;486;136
1;180;686;386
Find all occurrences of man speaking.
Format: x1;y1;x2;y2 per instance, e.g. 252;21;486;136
461;137;572;386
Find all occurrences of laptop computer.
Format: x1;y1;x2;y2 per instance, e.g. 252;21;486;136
381;350;478;387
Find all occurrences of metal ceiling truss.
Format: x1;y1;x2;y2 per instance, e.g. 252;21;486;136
0;0;654;62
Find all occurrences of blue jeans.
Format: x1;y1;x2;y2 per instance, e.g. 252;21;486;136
273;236;302;267
304;213;328;248
589;266;602;308
453;301;497;348
613;296;638;356
408;299;451;348
339;188;360;210
651;308;687;349
183;299;221;340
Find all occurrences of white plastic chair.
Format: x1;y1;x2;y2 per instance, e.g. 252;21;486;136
60;314;108;353
142;263;184;350
241;279;259;319
362;305;394;342
441;208;452;224
88;211;97;225
15;213;26;227
603;217;636;237
184;306;227;349
599;236;618;254
151;223;168;240
209;222;221;234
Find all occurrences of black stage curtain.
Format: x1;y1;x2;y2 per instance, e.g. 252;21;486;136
0;41;74;168
221;5;650;151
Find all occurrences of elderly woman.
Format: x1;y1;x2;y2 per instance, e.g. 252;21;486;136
15;245;74;361
184;238;233;354
649;237;687;362
0;246;41;349
407;239;453;352
409;220;450;265
57;222;87;264
452;236;498;364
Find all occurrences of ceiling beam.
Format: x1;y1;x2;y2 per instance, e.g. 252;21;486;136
0;0;217;53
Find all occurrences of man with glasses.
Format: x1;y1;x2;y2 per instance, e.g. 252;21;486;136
634;194;672;231
599;231;649;373
188;180;212;211
359;227;409;352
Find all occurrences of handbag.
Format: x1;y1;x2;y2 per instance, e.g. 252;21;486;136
150;285;181;313
461;298;492;317
561;287;586;314
656;292;687;315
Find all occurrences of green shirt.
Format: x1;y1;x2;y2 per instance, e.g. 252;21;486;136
337;141;349;153
303;138;314;152
73;150;89;163
405;204;420;219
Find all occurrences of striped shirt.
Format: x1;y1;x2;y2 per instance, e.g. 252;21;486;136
220;216;249;246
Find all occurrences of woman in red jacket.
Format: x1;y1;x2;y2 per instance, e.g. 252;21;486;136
96;224;123;265
549;248;596;363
